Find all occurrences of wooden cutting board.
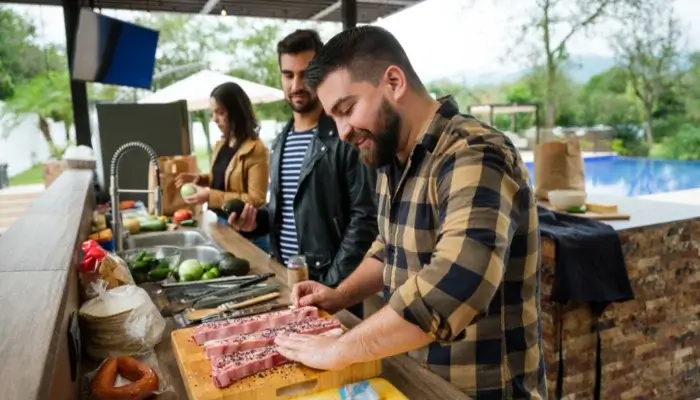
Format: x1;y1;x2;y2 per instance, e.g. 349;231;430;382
540;201;631;221
171;311;382;400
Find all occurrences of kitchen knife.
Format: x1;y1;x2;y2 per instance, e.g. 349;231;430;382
186;292;281;321
160;274;260;288
161;273;275;316
192;284;280;309
183;272;275;305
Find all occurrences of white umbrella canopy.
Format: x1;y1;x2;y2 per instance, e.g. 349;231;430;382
139;70;285;110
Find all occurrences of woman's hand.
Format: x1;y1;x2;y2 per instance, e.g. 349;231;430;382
175;172;199;188
183;185;210;205
227;203;258;232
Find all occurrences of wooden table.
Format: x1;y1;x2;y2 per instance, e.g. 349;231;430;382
152;211;471;400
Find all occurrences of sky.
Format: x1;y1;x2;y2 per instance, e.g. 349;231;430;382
7;0;700;82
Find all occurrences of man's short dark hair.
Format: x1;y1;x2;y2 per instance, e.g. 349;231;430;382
305;26;423;91
277;29;324;62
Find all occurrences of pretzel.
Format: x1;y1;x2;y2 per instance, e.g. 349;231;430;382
91;356;159;400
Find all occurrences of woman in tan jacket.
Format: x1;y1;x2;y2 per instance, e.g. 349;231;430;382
175;82;270;250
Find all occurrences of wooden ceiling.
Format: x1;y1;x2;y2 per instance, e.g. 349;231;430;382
4;0;423;23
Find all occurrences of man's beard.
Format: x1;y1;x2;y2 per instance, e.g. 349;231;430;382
348;100;401;169
286;90;320;114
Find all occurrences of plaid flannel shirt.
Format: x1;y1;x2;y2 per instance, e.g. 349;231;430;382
366;97;546;399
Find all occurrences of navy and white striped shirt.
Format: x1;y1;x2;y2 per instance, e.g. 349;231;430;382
278;128;315;266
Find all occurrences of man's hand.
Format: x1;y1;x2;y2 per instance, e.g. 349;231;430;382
183;185;209;205
275;333;350;371
174;172;198;188
291;281;348;314
227;203;258;232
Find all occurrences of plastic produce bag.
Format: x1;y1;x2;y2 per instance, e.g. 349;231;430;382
83;351;173;399
79;283;166;359
79;239;134;300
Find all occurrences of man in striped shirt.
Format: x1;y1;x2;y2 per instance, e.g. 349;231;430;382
229;30;378;319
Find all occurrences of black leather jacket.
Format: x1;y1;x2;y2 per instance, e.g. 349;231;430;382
248;114;378;288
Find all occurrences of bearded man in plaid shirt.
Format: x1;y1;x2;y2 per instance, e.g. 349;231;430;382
271;26;546;399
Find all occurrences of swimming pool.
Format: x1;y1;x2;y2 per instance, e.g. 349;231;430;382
524;156;700;197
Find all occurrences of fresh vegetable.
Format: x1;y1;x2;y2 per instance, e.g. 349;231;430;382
201;270;216;280
173;209;192;224
201;262;217;271
139;219;167;232
158;215;168;222
222;199;246;217
208;267;221;278
219;251;236;259
218;256;250;276
123;218;141;234
119;200;136;210
124;250;172;283
148;268;171;280
178;259;204;281
179;219;197;227
180;183;197;198
566;205;587;214
88;228;113;242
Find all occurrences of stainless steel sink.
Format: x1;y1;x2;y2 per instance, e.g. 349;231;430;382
125;230;211;249
179;245;223;264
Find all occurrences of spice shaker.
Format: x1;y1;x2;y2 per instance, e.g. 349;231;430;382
287;255;309;287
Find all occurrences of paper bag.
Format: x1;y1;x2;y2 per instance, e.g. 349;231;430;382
533;139;585;200
148;155;199;216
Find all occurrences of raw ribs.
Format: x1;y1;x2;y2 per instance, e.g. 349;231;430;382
192;306;319;345
211;345;287;388
210;328;344;388
203;316;342;359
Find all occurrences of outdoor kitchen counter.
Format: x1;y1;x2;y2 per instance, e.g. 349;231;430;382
539;193;700;400
0;170;94;400
150;211;471;400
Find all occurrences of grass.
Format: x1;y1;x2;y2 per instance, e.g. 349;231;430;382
8;164;44;186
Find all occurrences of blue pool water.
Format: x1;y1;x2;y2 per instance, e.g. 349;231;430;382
524;156;700;197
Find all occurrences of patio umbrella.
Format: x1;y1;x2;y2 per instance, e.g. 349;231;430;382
138;70;284;110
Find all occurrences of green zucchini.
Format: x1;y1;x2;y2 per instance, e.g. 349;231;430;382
139;219;167;232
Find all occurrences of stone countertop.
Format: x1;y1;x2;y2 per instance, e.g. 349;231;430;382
557;193;700;232
150;211;471;400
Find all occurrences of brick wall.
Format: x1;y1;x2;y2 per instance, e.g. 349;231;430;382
541;219;700;399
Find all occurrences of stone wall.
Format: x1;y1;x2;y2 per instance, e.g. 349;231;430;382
541;218;700;399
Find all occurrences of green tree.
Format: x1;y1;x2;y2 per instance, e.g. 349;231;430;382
499;0;649;130
611;1;683;145
227;19;290;123
0;7;63;99
683;52;700;123
577;67;640;127
2;70;73;153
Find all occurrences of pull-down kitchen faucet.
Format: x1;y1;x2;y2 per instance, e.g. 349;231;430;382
110;141;162;252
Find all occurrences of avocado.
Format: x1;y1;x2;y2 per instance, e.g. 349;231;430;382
222;199;246;217
219;251;236;259
218;257;250;277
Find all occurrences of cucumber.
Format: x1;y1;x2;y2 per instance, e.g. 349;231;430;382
180;219;197;227
139;219;167;232
148;268;171;280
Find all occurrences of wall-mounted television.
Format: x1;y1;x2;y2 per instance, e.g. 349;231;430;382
71;9;159;90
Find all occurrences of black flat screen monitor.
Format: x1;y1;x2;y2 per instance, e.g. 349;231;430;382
71;9;159;89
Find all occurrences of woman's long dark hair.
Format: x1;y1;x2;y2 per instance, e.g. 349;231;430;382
210;82;259;148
